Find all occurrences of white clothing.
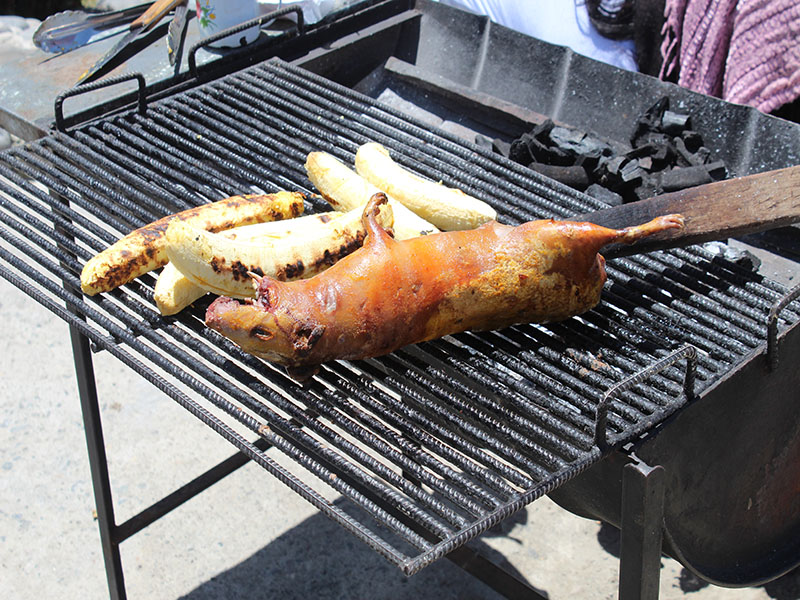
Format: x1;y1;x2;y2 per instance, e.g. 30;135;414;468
434;0;638;71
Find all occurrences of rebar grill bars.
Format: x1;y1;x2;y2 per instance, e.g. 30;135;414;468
0;58;797;573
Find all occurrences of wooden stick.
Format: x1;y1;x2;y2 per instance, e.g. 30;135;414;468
575;164;800;257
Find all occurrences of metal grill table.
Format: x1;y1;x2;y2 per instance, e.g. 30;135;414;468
1;58;799;599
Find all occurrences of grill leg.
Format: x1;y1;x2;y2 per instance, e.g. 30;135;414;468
447;544;549;600
70;326;126;600
618;461;666;600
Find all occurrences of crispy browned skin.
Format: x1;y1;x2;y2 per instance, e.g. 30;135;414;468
81;192;304;295
206;194;683;377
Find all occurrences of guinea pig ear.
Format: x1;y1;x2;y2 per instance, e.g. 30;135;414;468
361;192;395;245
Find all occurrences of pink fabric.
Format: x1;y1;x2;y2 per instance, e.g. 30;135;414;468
659;0;800;114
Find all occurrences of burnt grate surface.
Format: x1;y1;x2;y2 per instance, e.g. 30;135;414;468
1;57;798;574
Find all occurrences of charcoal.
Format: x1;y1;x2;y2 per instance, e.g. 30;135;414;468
635;131;672;149
573;151;606;173
532;119;556;139
526;163;589;190
681;129;705;153
497;94;726;202
625;143;656;159
509;128;575;166
549;126;590;153
619;158;645;183
594;156;643;194
694;146;712;164
531;139;573;166
651;142;677;169
660;164;714;191
675;137;703;166
706;160;727;180
631;96;670;146
632;178;660;201
585;183;624;206
661;110;691;135
508;137;534;166
674;137;715;168
704;241;762;271
601;155;626;177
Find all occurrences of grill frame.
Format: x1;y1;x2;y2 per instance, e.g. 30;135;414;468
2;54;800;598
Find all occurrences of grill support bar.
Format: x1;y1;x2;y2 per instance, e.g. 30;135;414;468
70;326;126;600
67;324;286;600
619;461;666;600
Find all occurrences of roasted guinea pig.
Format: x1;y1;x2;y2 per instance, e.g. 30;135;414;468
206;194;683;377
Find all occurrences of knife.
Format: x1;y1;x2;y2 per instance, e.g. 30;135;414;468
166;1;190;68
76;0;185;85
574;164;800;258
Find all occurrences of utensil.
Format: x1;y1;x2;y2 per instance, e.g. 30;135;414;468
76;0;185;85
167;1;190;67
576;164;800;257
33;3;151;54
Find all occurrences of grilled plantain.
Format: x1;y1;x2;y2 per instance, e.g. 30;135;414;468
354;142;496;230
304;151;439;238
80;191;305;296
164;200;394;299
154;211;339;315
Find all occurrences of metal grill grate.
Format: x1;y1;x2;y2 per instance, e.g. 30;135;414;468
0;57;798;574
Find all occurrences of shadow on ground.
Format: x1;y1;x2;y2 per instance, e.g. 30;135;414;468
180;503;541;600
597;522;800;599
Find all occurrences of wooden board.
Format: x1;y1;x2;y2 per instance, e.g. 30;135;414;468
576;164;800;258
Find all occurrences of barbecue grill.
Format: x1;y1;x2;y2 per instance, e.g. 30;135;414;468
2;1;800;599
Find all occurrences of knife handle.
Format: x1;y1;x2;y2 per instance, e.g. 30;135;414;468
131;0;185;31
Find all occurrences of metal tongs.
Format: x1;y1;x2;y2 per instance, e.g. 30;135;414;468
76;0;188;85
33;2;153;54
34;0;190;85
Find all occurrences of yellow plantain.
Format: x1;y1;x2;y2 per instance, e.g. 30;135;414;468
164;200;394;299
354;142;496;231
304;151;439;238
154;211;339;315
80;191;304;295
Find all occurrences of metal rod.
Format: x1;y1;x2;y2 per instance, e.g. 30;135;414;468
51;175;126;599
767;283;800;371
69;325;126;600
595;345;697;450
446;544;549;600
115;437;272;543
619;461;666;600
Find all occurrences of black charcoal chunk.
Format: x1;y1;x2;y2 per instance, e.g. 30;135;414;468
659;165;714;191
706;160;727;180
508;137;534;166
619;158;645;183
492;138;511;157
585;183;624;206
500;94;726;205
661;110;691;135
526;163;589;190
681;129;705;153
